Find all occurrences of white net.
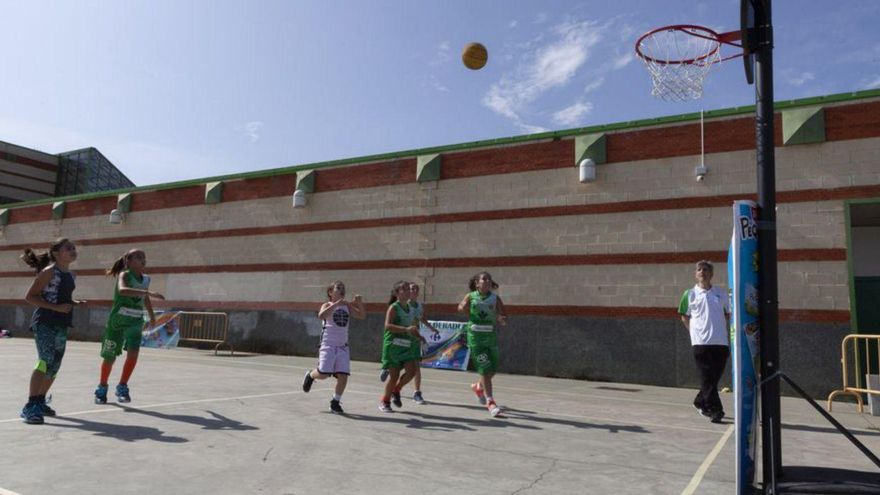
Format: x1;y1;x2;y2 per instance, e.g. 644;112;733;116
636;27;721;102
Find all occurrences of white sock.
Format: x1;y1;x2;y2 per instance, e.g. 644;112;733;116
486;395;494;403
333;393;342;402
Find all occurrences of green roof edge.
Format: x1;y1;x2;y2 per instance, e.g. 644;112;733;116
5;88;880;209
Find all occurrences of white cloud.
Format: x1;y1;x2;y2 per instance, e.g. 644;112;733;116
429;41;452;67
784;71;815;87
518;123;549;134
427;74;450;93
862;75;880;89
244;121;263;143
552;101;593;126
583;77;605;94
482;20;602;129
612;52;634;70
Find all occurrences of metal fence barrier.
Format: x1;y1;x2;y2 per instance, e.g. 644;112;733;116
827;334;880;413
177;311;233;356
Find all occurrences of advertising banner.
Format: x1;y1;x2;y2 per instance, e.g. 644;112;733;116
729;200;761;493
141;311;181;349
419;320;470;371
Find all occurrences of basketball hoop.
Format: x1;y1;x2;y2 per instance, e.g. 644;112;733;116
635;25;744;102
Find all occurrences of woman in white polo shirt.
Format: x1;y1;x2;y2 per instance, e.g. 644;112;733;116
678;260;730;423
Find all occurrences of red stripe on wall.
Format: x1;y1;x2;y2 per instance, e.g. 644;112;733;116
0;152;57;172
2;100;878;225
441;140;571;179
0;168;57;186
0;299;849;323
0;249;845;278
1;182;876;252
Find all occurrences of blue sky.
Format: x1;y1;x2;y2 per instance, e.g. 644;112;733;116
1;1;878;187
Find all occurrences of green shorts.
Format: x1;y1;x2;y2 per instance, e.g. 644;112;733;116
468;343;499;375
100;314;144;360
381;335;419;369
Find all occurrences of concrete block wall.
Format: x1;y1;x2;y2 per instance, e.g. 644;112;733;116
2;94;879;397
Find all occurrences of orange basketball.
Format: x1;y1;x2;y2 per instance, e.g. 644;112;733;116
462;42;488;70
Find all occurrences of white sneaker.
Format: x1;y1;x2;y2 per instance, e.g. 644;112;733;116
488;401;502;417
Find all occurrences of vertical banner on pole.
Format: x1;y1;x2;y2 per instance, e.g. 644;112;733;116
730;200;761;493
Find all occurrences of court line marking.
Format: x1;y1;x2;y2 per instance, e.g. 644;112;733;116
0;488;23;495
0;386;722;434
99;350;693;409
0;390;304;424
10;341;876;434
681;424;734;495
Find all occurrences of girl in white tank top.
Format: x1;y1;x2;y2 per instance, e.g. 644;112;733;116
301;281;365;414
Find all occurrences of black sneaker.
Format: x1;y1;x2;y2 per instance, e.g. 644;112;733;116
20;402;44;425
329;399;344;414
710;411;725;424
94;384;108;405
39;400;56;417
412;391;426;405
115;384;132;403
391;391;402;408
302;371;314;393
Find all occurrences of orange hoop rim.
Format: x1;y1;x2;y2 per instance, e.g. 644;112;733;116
635;24;743;66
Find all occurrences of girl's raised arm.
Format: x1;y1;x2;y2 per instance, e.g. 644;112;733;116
350;295;366;320
456;293;470;313
116;273;163;299
318;300;340;320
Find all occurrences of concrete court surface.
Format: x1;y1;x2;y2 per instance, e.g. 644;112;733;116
1;338;879;495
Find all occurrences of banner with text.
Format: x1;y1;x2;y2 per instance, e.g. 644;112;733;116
419;320;470;371
729;200;761;494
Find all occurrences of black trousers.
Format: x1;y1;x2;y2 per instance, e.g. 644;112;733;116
692;345;730;413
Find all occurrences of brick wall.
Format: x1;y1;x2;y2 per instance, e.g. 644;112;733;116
1;95;878;394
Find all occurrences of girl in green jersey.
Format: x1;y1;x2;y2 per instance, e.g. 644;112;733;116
378;281;424;412
457;271;507;417
94;249;164;404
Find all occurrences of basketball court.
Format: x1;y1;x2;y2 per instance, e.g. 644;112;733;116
1;339;878;494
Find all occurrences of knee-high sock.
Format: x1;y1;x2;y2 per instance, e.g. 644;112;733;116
100;360;114;386
119;354;139;385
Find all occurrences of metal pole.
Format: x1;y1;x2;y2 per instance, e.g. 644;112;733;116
753;0;783;487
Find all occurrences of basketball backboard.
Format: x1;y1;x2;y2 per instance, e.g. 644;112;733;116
741;0;756;84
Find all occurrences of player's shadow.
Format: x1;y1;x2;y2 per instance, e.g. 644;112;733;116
49;415;188;443
782;422;880;437
427;400;538;415
500;409;650;434
112;404;258;431
396;410;542;431
343;412;478;432
425;400;648;433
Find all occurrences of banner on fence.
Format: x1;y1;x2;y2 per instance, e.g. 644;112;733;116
729;200;761;494
419;320;470;371
141;311;181;349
